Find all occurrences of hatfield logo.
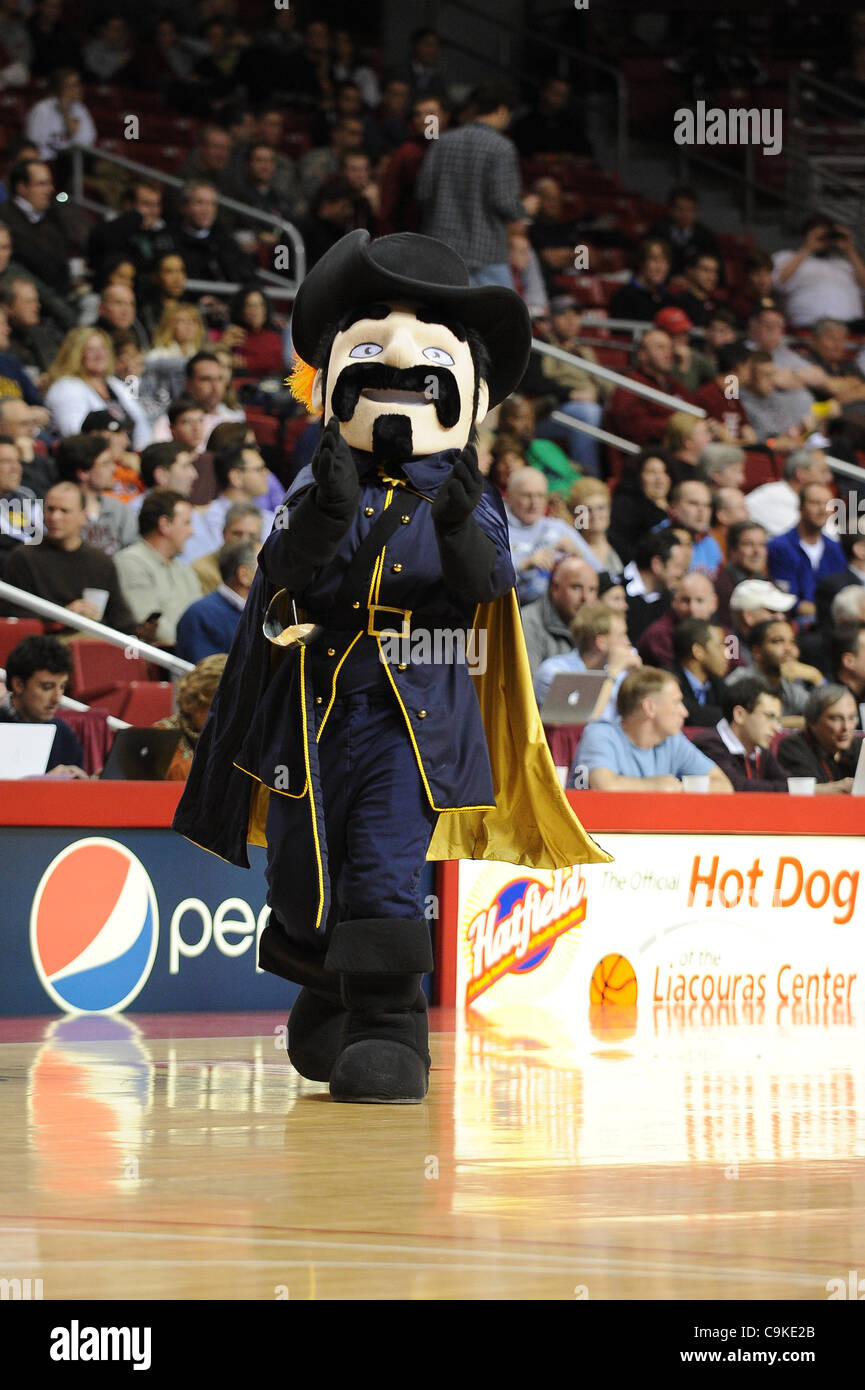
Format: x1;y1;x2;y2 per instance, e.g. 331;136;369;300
466;868;587;1003
30;840;158;1014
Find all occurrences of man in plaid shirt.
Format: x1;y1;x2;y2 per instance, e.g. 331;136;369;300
416;79;538;289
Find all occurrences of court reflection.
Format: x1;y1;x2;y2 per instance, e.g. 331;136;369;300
454;1000;863;1169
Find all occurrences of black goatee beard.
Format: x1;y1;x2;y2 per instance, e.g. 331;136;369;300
371;413;414;469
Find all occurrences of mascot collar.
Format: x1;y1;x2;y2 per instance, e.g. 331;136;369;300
349;445;464;495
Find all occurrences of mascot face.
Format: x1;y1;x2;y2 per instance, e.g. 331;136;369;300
312;299;489;461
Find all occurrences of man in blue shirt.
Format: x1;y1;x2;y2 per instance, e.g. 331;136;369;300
535;600;639;715
568;666;733;791
175;541;256;664
654;477;723;576
767;481;846;620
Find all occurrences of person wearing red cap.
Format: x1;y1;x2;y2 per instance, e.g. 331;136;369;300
654;305;714;393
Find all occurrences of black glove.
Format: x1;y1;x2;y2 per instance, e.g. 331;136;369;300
312;415;360;522
259;418;358;592
430;444;483;534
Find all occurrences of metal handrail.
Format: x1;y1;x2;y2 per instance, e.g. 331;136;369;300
69;144;306;295
550;408;639;454
530;339;706;417
0;581;194;676
789;68;865;121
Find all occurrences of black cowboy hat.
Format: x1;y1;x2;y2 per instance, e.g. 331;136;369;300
290;229;532;408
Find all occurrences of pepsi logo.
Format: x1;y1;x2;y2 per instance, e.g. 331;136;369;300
30;839;159;1014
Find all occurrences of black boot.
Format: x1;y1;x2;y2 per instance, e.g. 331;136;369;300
324;917;434;1104
259;918;345;1083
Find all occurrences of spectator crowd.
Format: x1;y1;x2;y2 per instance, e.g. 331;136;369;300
2;3;865;795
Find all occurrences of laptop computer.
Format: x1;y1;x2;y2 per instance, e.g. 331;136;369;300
99;727;181;781
851;735;865;796
540;672;610;726
0;723;57;778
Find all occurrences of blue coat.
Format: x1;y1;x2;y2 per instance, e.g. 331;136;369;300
767;526;846;606
173;445;516;867
175;588;242;665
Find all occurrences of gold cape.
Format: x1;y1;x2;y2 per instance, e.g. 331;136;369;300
426;588;612;868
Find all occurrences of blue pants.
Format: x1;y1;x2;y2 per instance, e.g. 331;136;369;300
264;692;438;953
468;262;513;288
536;400;603;477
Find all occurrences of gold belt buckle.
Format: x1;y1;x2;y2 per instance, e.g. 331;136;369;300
367;605;412;640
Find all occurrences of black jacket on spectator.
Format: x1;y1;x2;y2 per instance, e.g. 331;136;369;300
690;726;788;791
169;224;255;287
626;590;670;645
88;210;177;277
0;704;83;771
646;217;721;277
0;538;135;634
609;491;668;565
8;322;63;373
776;728;858;783
607;279;674;323
296;212;351;270
0;203;72;295
672;664;725;727
815;566;865;629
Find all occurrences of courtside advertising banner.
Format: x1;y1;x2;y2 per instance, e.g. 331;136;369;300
455;833;865;1019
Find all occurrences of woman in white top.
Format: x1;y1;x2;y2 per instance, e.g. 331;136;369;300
44;327;151;450
24;69;97;162
145;302;206;364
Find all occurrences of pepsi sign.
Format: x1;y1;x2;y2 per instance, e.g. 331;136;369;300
31;840;159;1014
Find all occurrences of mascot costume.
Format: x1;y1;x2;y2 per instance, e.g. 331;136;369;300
174;229;610;1104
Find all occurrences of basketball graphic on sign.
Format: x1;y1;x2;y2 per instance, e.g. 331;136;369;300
590;953;638;1006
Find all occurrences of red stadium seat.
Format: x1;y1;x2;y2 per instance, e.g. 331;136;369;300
742;450;780;493
0;618;43;667
544;723;585;771
245;410;282;449
69;639;149;704
121;681;174;724
55;708;115;776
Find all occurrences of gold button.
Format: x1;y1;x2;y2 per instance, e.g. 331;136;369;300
417;709;427;718
364;506;374;517
401;514;410;524
392;563;402;573
315;696;322;705
327;648;335;656
352;601;360;610
398;663;407;671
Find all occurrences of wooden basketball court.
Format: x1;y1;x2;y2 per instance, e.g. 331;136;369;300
1;1004;861;1300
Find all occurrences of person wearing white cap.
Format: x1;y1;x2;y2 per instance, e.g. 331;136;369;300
728;577;796;663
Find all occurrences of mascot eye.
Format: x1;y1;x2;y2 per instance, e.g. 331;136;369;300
349;343;383;358
423;347;455;365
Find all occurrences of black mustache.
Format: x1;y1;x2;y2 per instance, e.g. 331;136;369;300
331;363;461;429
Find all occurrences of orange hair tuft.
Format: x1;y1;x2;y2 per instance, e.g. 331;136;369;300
286;356;320;416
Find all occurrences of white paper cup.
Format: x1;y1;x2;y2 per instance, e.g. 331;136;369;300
787;777;816;795
681;774;710;792
82;587;109;620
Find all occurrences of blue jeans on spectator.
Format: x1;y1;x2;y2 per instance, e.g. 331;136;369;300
536;400;603;477
468;263;513;289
